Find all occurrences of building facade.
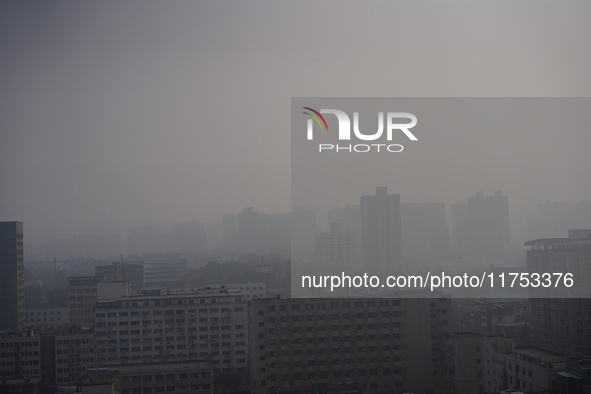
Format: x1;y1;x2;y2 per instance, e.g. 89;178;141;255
68;276;105;328
0;221;25;331
25;307;69;328
314;223;354;270
0;330;95;386
360;187;402;274
525;229;591;355
95;261;145;292
94;288;249;375
83;361;214;394
249;297;451;394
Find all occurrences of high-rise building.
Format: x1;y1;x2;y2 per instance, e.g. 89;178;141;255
290;205;317;264
525;229;591;355
401;202;450;260
67;276;105;328
0;221;25;331
0;330;95;385
328;204;362;268
456;191;510;257
314;223;354;270
450;202;468;250
360;187;402;273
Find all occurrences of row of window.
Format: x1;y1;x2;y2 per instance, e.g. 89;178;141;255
97;344;247;354
0;368;40;377
122;384;211;394
268;355;402;368
264;367;401;378
266;334;401;344
266;346;403;357
0;350;39;357
56;357;94;363
69;288;96;293
267;300;403;311
123;372;210;381
0;360;40;366
107;297;244;308
266;323;401;334
99;316;237;326
0;341;38;348
97;333;244;342
27;310;64;315
98;356;246;365
97;306;245;318
96;324;244;335
97;344;246;352
56;339;93;345
267;312;398;322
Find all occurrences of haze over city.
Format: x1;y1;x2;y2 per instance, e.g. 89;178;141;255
2;1;591;246
4;3;591;394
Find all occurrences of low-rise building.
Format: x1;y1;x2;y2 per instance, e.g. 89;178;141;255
83;360;214;394
0;377;41;394
0;329;95;386
483;336;575;393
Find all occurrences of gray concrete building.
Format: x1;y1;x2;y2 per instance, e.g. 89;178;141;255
360;187;402;274
94;288;249;375
249;297;451;394
525;229;591;355
0;221;25;331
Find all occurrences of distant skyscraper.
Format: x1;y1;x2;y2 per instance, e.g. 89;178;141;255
450;202;468;250
0;221;25;331
315;223;354;269
456;191;510;257
360;187;402;273
290;205;317;263
401;202;450;259
328;204;362;268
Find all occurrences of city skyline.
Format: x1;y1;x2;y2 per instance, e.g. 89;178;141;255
2;2;591;245
2;2;591;392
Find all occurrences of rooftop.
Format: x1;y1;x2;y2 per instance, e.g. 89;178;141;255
524;238;591;246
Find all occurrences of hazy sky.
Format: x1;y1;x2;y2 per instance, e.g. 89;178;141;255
1;1;591;244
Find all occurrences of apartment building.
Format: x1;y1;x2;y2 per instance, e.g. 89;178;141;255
0;330;95;386
25;307;69;328
94;288;249;375
249;297;451;394
68;276;105;328
0;333;40;380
